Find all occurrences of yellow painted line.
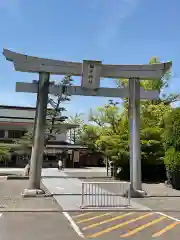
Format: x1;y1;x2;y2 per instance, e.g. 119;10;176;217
72;212;92;219
86;212;153;238
83;212;135;230
76;212;112;224
120;216;166;238
152;221;180;238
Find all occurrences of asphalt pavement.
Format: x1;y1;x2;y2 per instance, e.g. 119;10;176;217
1;167;180;239
0;212;83;240
70;210;180;239
0;178;82;240
42;168;180;239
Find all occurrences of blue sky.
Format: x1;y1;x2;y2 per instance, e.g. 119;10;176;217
0;0;180;119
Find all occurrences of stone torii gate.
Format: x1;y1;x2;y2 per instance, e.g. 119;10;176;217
3;49;172;197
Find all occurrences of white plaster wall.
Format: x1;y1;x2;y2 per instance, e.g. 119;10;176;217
55;132;67;141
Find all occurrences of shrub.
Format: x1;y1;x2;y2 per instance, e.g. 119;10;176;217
164;148;180;172
163;108;180;151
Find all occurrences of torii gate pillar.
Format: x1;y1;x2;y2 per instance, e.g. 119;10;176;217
129;78;142;196
3;49;172;197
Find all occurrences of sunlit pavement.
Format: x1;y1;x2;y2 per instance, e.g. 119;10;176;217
70;211;180;239
0;179;82;240
42;168;180;239
2;168;180;239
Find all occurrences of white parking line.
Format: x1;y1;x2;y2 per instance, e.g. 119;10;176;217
157;212;180;222
63;212;84;238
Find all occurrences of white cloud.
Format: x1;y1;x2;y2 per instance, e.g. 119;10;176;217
97;0;140;47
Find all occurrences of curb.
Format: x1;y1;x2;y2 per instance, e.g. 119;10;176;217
7;175;29;180
0;175;29;180
1;208;180;213
42;176;112;179
145;194;180;198
1;175;111;180
0;176;8;180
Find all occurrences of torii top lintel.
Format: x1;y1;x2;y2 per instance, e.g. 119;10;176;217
3;49;172;80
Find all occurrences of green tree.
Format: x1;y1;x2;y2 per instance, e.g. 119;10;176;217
15;75;73;171
163;108;180;189
85;100;129;164
0;143;12;167
45;75;73;142
163;108;180;152
18;75;73;147
0;144;11;161
80;124;100;151
116;57;173;166
139;58;172;166
66;113;84;144
116;57;174;104
81;57;175;181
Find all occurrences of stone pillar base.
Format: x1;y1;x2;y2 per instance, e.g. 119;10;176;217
124;189;147;198
130;189;147;198
21;188;45;197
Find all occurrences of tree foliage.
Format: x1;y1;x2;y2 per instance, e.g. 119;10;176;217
46;75;73;141
78;57;178;174
17;75;73;147
163;108;180;172
0;144;11;161
66;113;85;144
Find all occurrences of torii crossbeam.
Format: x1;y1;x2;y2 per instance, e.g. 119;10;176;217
3;49;172;197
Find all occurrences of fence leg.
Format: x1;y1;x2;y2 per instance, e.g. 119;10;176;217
81;182;84;208
128;187;131;206
106;158;109;177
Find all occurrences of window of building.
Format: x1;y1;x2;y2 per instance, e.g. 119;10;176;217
8;130;26;139
0;130;5;138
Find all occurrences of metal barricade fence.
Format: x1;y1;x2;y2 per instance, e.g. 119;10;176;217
81;181;131;208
